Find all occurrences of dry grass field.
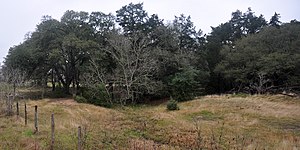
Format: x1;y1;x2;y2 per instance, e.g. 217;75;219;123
0;94;300;149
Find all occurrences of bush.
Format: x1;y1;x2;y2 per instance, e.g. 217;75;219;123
49;89;69;98
74;95;87;103
80;83;112;107
168;67;209;101
167;99;179;111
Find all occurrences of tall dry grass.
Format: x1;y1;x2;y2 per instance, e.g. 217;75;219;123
0;94;299;149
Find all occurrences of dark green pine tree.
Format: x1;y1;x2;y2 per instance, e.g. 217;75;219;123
269;12;281;28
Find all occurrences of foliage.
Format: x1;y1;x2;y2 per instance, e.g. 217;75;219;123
168;67;208;101
2;3;299;104
48;89;70;98
166;99;179;110
81;84;112;107
116;3;148;35
269;12;281;27
173;14;204;50
216;23;300;93
205;8;268;94
230;8;267;37
74;95;87;103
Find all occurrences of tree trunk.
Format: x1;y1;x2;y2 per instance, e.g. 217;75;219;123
42;77;47;99
58;81;62;88
72;79;76;97
61;77;71;95
76;70;80;93
51;69;56;91
13;82;16;101
109;82;114;103
64;84;70;95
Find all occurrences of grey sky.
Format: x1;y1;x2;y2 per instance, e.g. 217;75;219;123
1;0;299;65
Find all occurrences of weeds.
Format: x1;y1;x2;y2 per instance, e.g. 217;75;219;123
193;118;203;149
23;129;34;137
0;95;299;149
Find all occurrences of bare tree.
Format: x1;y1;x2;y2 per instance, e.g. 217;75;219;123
0;67;26;115
2;67;26;99
250;72;270;94
105;33;160;104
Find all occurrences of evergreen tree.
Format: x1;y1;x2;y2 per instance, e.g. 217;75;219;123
269;12;281;28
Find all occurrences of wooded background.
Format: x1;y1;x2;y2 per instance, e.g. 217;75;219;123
1;3;299;105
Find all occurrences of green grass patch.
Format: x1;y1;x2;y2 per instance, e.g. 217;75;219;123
187;110;223;121
23;129;34;137
230;93;249;98
156;119;173;127
124;129;145;138
144;133;167;143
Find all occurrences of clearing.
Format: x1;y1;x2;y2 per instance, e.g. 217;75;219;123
0;94;300;149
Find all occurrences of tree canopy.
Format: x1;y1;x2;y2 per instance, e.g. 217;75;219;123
2;3;299;105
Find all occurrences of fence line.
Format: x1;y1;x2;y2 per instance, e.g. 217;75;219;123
25;102;27;126
50;113;55;150
3;101;88;149
34;105;38;133
78;126;82;150
16;101;19;118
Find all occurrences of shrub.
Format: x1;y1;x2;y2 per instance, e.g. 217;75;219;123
74;95;87;103
80;83;112;107
168;67;209;101
167;99;179;111
50;89;69;98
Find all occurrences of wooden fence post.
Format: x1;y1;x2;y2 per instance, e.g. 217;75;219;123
78;126;82;150
25;103;27;126
34;105;38;133
50;113;55;150
16;101;19;117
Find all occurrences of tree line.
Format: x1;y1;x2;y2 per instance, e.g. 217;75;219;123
1;3;300;106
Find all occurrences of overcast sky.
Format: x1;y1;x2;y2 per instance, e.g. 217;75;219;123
0;0;299;64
